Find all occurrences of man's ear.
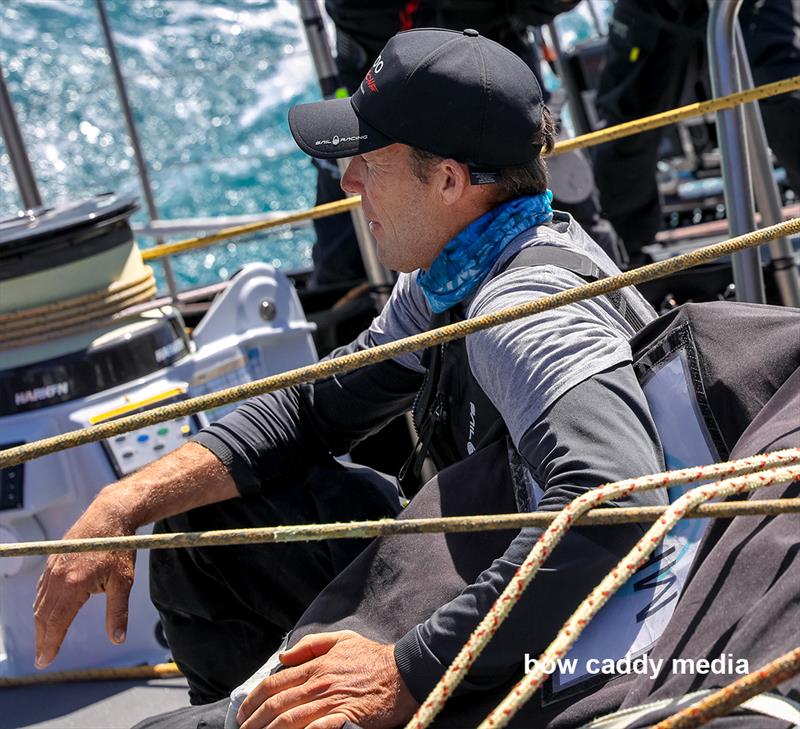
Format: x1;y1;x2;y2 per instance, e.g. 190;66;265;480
437;158;471;205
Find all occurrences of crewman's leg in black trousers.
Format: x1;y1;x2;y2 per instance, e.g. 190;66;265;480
149;456;401;705
308;34;368;287
592;0;704;257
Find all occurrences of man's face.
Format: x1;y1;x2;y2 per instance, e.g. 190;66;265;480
340;144;443;272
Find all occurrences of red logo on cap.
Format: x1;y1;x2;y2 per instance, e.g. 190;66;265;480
365;70;379;93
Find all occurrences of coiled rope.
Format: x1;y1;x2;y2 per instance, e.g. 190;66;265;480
139;74;800;263
473;465;800;729
1;494;797;559
654;646;800;729
2;216;800;470
405;452;800;729
0;267;157;350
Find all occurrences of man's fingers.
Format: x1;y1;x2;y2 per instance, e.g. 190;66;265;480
262;701;344;729
279;631;356;666
237;667;309;724
32;563;52;614
33;589;88;669
303;713;349;729
105;565;134;644
237;685;312;729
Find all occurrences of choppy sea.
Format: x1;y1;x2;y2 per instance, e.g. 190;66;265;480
0;0;606;292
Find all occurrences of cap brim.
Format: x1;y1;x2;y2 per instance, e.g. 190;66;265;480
289;97;393;159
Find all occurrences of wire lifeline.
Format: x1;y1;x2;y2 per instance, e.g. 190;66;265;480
0;662;182;688
476;465;800;729
138;74;800;262
405;454;800;729
654;646;800;729
3;216;800;470
2;495;799;559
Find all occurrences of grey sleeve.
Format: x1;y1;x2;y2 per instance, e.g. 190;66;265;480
192;330;423;495
394;363;666;701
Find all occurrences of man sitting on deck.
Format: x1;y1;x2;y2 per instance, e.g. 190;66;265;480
33;29;667;728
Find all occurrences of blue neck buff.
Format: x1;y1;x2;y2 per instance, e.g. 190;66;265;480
417;191;554;313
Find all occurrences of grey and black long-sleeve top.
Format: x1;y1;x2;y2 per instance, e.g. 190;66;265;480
193;214;667;700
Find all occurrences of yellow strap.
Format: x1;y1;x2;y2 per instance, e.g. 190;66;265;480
141;197;360;261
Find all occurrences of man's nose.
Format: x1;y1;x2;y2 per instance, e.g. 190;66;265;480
340;157;363;194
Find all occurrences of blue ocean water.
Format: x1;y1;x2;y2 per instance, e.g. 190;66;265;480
0;0;608;293
0;0;322;290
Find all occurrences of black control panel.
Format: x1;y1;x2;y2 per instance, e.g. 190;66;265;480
0;443;24;510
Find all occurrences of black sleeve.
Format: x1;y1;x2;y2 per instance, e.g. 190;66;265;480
394;362;667;700
192;330;424;495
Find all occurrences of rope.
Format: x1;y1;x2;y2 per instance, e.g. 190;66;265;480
138;75;800;263
553;73;800;156
0;267;157;350
2;216;800;470
476;466;800;729
0;662;182;688
140;197;360;261
2;493;798;560
654;647;800;729
405;451;800;729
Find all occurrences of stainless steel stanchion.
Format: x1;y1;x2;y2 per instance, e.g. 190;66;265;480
733;27;800;307
95;0;179;301
0;60;43;210
707;0;766;303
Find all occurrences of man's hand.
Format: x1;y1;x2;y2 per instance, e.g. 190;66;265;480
31;442;239;670
33;495;135;669
237;630;419;729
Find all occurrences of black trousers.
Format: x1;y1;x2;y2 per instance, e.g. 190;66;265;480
137;438;530;729
149;456;402;705
592;0;800;255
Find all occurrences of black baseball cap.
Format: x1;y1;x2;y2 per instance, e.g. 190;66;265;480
288;28;545;172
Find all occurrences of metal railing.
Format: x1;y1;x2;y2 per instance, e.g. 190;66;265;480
707;0;800;305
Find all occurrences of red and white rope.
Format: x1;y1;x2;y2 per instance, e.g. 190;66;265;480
654;646;800;729
478;463;800;728
404;448;800;729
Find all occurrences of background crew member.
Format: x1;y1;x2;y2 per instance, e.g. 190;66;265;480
592;0;800;263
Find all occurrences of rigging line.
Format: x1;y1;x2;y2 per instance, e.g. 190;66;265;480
552;73;800;156
654;646;800;729
0;662;182;688
138;73;800;262
406;457;800;729
1;493;798;560
140;196;359;260
3;216;800;469
474;466;800;729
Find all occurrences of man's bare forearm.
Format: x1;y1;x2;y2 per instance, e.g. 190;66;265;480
94;441;239;530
